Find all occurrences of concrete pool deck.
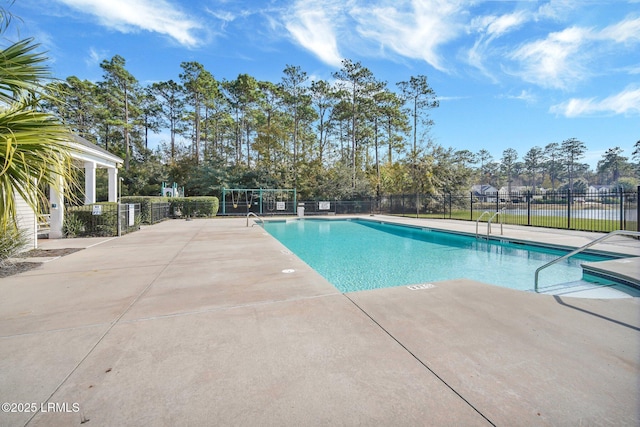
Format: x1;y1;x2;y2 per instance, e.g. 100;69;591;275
0;216;638;426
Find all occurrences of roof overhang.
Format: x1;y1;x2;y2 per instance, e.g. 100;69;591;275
67;135;123;168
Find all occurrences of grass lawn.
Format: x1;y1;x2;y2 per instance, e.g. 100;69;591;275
393;211;637;233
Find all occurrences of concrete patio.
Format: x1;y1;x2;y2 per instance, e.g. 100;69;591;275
1;217;638;426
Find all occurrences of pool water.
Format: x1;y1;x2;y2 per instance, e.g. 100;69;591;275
263;218;616;293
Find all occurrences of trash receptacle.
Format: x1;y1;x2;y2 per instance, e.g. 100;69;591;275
297;203;305;217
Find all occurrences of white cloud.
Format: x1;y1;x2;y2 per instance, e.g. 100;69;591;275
598;16;640;43
283;1;343;67
351;0;464;72
55;0;204;48
508;26;591;89
206;9;235;23
467;11;529;80
549;86;640;117
500;90;537;103
473;11;529;38
85;47;108;67
508;14;640;90
535;0;579;21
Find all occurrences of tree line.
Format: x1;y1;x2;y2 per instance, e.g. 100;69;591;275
44;55;640;200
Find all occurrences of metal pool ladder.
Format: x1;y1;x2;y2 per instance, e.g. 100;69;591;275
534;229;640;292
475;211;490;238
246;212;264;227
487;207;505;238
476;208;505;239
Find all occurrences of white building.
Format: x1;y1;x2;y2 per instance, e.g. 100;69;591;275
15;135;123;249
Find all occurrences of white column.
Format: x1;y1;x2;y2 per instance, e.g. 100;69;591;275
84;161;96;205
49;174;64;239
108;167;118;202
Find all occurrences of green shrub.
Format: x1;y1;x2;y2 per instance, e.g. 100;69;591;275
63;213;85;237
169;197;219;218
66;203;118;237
0;223;28;265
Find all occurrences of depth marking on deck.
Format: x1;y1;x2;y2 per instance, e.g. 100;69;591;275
407;283;435;290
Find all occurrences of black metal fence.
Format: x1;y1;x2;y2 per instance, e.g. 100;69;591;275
65;203;141;237
150;202;171;224
118;203;141;235
297;187;639;233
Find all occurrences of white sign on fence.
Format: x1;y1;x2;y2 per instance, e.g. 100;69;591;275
128;204;135;226
92;205;102;215
276;201;286;211
318;201;331;210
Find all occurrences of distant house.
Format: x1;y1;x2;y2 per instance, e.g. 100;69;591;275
587;185;614;194
471;184;498;202
497;186;530;202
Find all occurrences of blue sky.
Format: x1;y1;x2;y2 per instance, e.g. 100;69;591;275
6;0;640;168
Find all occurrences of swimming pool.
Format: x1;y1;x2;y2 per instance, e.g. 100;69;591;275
263;218;618;293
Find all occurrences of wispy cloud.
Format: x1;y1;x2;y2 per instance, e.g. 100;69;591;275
85;47;108;67
598;16;640;43
535;0;580;21
508;14;640;90
54;0;204;48
467;10;529;80
351;0;464;72
550;86;640;117
283;0;343;67
499;90;537;104
508;26;590;90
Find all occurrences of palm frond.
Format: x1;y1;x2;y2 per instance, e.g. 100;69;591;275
0;97;78;228
0;38;50;105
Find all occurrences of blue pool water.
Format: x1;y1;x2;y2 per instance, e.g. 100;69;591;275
263;218;616;293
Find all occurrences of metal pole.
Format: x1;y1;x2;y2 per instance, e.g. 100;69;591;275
470;192;473;221
527;190;531;226
637;186;640;232
222;188;226;215
117;203;122;237
619;186;624;230
567;189;572;229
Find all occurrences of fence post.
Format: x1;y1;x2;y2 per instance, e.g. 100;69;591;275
567;189;571;229
619;188;624;230
527;191;531;226
637;186;640;232
470;192;473;221
117;203;122;237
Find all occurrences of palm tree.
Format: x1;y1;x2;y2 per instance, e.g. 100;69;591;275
0;22;76;232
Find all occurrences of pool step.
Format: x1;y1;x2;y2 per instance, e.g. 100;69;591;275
581;257;640;288
537;279;640;299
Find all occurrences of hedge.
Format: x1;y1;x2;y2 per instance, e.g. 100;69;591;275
170;197;219;218
120;196;220;222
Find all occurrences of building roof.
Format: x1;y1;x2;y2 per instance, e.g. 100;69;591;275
68;134;123;167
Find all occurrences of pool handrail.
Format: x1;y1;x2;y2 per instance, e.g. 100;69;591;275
487;207;506;238
246;212;264;227
475;211;491;238
534;229;640;292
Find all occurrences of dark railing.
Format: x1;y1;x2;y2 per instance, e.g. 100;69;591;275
150;202;171;224
118;203;141;235
297;187;639;233
65;203;141;237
